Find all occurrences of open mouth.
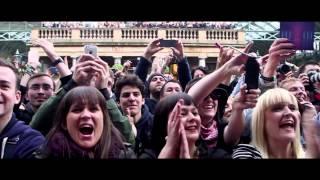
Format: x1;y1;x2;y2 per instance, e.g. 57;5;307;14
79;124;94;135
296;95;305;101
279;120;295;129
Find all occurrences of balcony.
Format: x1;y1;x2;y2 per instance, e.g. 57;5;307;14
31;28;246;46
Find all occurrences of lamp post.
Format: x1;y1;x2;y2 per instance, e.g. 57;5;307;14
12;49;22;68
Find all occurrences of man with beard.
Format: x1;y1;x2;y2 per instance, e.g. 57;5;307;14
15;73;55;124
144;73;166;114
135;38;192;113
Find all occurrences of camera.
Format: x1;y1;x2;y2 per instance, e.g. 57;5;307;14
308;70;320;83
304;70;320;92
277;64;293;75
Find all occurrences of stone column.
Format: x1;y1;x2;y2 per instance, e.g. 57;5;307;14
198;56;207;67
114;56;122;64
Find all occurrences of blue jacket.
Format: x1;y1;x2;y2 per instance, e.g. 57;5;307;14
0;114;45;159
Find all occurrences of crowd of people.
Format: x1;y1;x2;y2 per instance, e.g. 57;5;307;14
41;21;238;29
1;36;320;159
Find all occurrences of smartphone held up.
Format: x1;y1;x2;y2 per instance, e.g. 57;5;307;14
245;56;260;90
159;39;178;47
84;44;98;57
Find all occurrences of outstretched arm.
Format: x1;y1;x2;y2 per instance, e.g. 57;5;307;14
31;38;72;78
188;43;253;106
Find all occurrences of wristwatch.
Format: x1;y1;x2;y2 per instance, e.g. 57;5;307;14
260;74;275;82
51;57;64;67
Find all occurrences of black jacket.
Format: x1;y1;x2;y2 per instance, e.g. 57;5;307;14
14;103;35;124
135;104;154;157
144;98;157;114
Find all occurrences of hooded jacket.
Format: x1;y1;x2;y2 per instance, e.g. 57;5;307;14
0;114;45;159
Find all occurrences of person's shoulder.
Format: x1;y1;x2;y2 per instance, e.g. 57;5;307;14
10;120;45;142
118;143;137;159
232;144;262;159
2;119;45;159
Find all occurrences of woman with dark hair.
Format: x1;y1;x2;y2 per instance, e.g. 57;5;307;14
37;86;135;159
150;93;199;158
191;66;208;79
187;43;260;158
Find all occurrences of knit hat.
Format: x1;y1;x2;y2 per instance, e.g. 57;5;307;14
145;73;167;97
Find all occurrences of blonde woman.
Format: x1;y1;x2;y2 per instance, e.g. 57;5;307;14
233;88;320;159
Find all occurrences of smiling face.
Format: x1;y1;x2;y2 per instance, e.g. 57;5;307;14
168;104;201;143
66;102;104;149
252;88;302;157
26;75;54;109
0;66;20;121
193;69;205;79
281;80;307;103
264;102;300;143
119;85;144;119
161;82;182;99
197;96;218;127
149;75;166;95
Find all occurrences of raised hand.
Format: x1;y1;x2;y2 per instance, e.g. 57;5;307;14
268;38;296;63
72;54;97;86
90;57;110;89
222;41;254;76
123;60;132;71
142;38;163;61
159;99;184;158
170;40;184;61
300;101;320;158
124;108;137;137
31;38;59;61
179;123;190;159
216;46;235;70
284;71;294;79
298;73;310;87
233;84;261;111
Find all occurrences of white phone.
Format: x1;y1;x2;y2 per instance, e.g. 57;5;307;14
84;44;98;57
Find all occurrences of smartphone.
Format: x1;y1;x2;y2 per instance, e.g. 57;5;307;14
245;56;260;90
159;39;177;47
84;44;98;57
280;22;315;50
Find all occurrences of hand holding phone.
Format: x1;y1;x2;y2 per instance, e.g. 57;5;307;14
245;56;260;90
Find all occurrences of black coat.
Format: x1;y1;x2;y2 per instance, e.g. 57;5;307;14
134;104;154;157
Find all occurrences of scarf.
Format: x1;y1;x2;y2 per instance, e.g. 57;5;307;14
46;130;124;159
200;120;218;148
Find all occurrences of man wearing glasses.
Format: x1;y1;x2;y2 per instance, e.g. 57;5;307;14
15;73;55;124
